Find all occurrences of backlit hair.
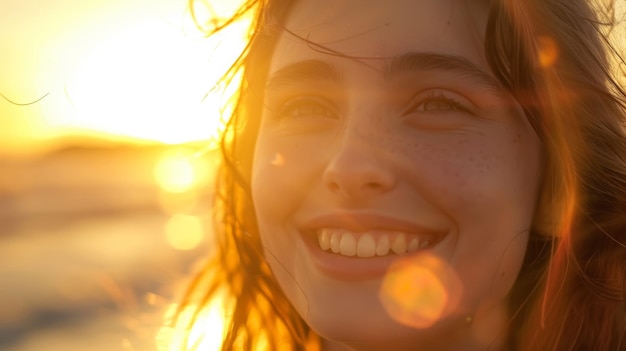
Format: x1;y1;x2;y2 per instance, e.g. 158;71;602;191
176;0;626;349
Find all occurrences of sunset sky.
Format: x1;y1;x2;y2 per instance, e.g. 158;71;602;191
2;0;624;156
1;0;248;154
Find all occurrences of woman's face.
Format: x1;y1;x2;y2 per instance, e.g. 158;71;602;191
251;0;542;349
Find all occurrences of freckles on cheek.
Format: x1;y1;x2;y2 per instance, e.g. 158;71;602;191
403;137;513;206
403;140;472;184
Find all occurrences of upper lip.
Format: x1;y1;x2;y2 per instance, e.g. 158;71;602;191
297;211;444;237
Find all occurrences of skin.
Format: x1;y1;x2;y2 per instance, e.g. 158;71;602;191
251;0;543;350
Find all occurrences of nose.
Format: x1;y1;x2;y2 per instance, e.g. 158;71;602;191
322;132;396;199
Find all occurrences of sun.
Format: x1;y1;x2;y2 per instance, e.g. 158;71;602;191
48;0;251;145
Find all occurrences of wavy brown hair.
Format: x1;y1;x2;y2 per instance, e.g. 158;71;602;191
176;0;626;350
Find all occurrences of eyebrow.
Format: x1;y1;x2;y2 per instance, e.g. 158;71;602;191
266;52;503;94
265;59;341;89
386;52;503;93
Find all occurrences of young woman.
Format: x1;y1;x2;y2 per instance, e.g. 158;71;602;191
177;0;626;349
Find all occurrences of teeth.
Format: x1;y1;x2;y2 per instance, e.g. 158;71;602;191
357;233;376;258
408;237;420;253
376;235;390;256
339;232;357;256
330;230;341;253
316;229;432;257
391;234;407;254
318;229;331;251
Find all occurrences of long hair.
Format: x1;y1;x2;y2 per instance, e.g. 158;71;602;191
177;0;626;350
488;1;626;349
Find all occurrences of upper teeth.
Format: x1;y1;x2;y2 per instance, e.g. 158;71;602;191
317;228;430;257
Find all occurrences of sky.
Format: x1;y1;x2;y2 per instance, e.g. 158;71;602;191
0;0;248;154
2;0;625;156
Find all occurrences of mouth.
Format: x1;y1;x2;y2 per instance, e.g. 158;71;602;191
301;227;442;280
316;228;433;257
297;212;446;279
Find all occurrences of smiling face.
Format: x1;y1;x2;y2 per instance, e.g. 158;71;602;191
250;0;543;349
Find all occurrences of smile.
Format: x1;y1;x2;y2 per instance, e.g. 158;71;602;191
317;228;431;257
297;212;447;279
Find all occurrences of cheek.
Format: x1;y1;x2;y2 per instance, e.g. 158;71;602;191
251;141;313;216
251;138;329;320
400;132;540;218
396;132;539;303
250;133;320;261
251;147;293;243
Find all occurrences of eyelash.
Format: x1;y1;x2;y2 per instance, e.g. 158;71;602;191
274;89;473;121
277;96;337;119
406;89;473;115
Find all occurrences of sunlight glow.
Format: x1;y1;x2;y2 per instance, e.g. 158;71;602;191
271;152;285;166
46;0;252;145
538;36;559;68
154;148;212;193
157;286;233;351
157;301;226;351
155;155;196;193
380;253;462;329
165;214;204;250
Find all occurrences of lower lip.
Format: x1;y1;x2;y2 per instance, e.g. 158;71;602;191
301;233;416;281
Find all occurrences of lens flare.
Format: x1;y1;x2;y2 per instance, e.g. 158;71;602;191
379;253;462;329
165;214;204;250
155;155;196;193
538;36;559;68
271;152;285;166
154;148;213;193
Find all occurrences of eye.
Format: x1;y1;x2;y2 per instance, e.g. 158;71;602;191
406;89;474;115
402;89;478;131
279;96;337;119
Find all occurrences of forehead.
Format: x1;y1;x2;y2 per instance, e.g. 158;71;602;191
270;0;491;73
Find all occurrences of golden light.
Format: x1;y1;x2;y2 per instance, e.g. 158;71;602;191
157;297;228;351
1;0;254;148
155;154;196;193
165;214;204;250
379;253;462;329
154;148;212;193
271;152;285;166
537;36;559;68
59;14;250;144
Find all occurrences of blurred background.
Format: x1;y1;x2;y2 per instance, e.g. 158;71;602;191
3;1;626;350
1;0;248;350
